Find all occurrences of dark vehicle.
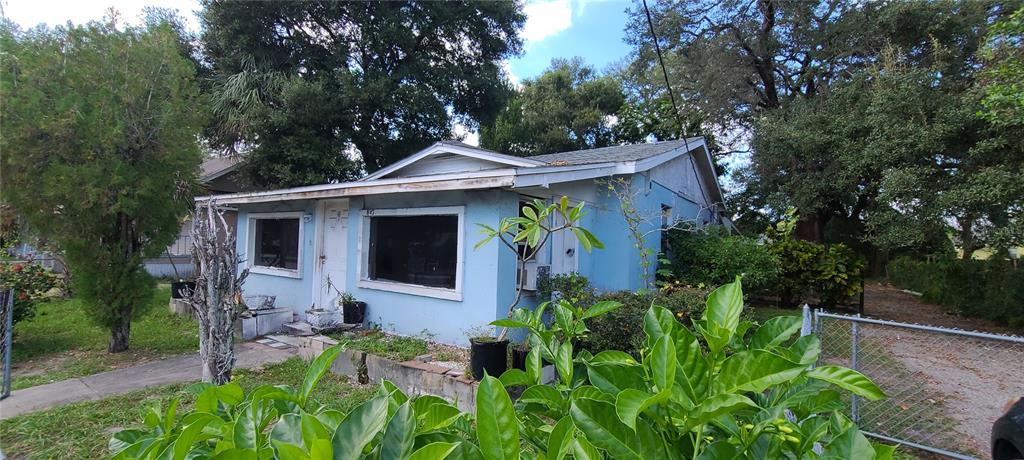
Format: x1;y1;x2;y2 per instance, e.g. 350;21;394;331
993;398;1024;460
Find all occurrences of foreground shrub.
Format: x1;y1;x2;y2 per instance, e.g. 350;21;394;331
0;260;60;324
116;278;892;459
665;226;781;294
580;285;708;355
888;257;1024;327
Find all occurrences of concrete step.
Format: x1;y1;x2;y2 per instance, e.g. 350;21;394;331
283;321;314;336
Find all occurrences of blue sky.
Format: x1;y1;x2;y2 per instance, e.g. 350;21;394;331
507;0;634;83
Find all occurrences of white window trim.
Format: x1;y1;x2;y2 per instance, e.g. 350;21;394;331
357;206;464;301
247;211;304;279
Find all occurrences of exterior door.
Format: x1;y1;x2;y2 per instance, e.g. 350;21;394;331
315;199;349;308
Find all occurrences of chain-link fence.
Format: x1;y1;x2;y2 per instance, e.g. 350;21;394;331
810;309;1024;459
1;289;13;400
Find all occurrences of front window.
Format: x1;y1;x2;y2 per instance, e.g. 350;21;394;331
253;217;300;270
367;214;458;289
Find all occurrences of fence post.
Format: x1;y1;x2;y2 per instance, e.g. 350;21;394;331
800;304;812;337
2;289;13;399
850;314;861;423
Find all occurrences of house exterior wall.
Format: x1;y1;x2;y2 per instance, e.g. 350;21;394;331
232;169;715;344
235;200;319;314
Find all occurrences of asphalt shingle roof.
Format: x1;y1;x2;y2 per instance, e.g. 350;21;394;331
527;138;702;165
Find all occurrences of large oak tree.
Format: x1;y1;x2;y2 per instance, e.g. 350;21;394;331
200;1;525;188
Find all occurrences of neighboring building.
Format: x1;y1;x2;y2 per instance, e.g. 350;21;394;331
145;156;246;278
203;139;726;344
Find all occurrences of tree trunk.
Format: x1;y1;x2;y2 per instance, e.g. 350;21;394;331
108;304;132;353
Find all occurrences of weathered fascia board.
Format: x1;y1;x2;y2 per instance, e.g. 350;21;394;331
511;163;633;188
199;174;515;205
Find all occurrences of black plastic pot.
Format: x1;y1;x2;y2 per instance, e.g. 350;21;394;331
511;345;529;371
470;337;508;380
342;301;366;324
170;281;196;299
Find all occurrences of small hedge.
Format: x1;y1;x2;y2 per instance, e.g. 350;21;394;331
887;257;1024;328
664;227;781;294
580;285;709;355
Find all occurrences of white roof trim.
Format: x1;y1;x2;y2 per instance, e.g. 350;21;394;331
361;142;546;181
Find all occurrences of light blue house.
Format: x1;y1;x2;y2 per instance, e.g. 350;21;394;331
206;139;726;345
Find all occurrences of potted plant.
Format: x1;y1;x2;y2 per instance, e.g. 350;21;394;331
466;326;507;380
338;292;366;325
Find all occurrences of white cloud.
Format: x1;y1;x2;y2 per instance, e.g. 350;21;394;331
521;0;573;47
452;122;480;147
501;60;522;89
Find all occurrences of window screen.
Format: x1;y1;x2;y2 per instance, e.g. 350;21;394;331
253;218;300;270
368;215;458;289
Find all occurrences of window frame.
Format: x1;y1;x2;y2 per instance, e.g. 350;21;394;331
247;211;304;279
358;206;465;301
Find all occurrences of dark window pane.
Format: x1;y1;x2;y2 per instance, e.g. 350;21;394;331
368;215;458;289
254;218;300;270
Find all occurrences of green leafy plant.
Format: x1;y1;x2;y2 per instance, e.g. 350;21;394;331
493;277;891;459
110;346;480;460
476;197;603;340
664;226;782;294
0;260;60;324
537;272;596;305
766;210;865;307
580;286;709;356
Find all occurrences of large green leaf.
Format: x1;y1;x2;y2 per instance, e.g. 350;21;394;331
749;316;802;350
682;394;757;431
586;363;647;395
587;350;638;366
673;327;709;404
331;396;388;460
546;417;575;460
701;278;744;353
301;412;331;451
806;365;886;401
821;427;876;459
498;369;532;387
715;350;806;394
570;437;602;460
195;382;244;414
407;442;459;460
302;345;344;407
519;385;566;413
381;402;416;460
651;335;676;391
614;389;668;429
571;385;615;403
582;301;621;320
210;448;258;460
643;306;677;347
569;398;643;460
172;415;218;460
273;440;311;460
269;414;303;447
420;403;463;432
475;376;519;460
784;334;821;365
233;400;275;450
555;341;573;385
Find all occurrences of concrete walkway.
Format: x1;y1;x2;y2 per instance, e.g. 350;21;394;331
0;341;295;420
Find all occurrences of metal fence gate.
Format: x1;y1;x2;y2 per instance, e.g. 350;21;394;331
808;308;1024;459
0;289;13;400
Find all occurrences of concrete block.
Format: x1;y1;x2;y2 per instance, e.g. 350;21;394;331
331;349;366;380
168;299;192;317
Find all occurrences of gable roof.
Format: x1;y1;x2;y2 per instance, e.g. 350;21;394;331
360;140;545;181
527;138;700;166
204;137;724;211
200;156;243;182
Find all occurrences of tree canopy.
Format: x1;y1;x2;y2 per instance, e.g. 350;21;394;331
0;17;204;351
199;0;525;188
480;58;633;156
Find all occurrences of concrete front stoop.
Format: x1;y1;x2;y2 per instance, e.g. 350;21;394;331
296;335;477;412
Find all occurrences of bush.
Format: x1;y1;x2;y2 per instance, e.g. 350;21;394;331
581;284;709;355
0;261;60;324
765;211;865;307
664;226;781;294
887;257;1024;327
537;272;596;305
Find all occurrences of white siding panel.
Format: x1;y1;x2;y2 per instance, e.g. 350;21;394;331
648;153;702;202
392;154;511;178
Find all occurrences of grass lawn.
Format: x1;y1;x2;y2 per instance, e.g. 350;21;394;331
0;357;376;459
10;285;199;390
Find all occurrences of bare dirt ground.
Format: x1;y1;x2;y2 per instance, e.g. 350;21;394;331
832;283;1024;459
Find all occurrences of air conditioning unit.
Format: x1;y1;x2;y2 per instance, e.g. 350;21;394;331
518;262;550;291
